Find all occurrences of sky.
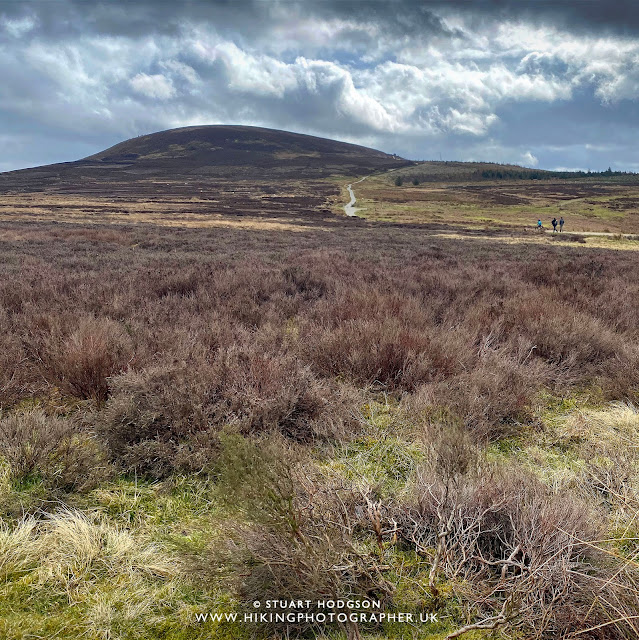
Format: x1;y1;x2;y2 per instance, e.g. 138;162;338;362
1;0;638;172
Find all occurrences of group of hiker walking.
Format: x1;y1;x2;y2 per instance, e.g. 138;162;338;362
536;217;565;232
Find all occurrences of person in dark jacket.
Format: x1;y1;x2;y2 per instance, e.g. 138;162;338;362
559;216;565;232
551;218;558;233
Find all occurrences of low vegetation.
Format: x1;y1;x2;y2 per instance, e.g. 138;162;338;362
354;168;639;233
390;161;639;183
1;163;639;639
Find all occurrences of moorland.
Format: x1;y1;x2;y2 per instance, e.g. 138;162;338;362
0;126;638;640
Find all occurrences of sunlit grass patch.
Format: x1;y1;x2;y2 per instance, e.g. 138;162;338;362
323;402;424;497
0;509;198;640
89;475;220;527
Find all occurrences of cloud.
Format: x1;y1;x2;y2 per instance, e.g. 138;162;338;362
199;41;298;97
1;13;37;38
130;73;176;100
161;60;200;85
1;1;639;172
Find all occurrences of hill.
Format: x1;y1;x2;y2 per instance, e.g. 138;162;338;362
84;125;408;172
385;160;639;183
0;125;413;194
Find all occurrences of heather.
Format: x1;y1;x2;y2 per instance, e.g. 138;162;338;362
1;217;638;639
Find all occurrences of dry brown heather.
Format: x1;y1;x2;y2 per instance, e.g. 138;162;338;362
2;215;639;456
1;171;639;639
0;179;341;230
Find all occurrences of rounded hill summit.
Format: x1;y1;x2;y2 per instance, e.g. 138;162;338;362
83;125;410;178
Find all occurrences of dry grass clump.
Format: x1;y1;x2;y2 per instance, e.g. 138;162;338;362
37;509;176;586
0;509;181;639
0;509;176;585
0;409;110;493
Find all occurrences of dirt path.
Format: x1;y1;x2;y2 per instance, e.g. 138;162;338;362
344;176;368;216
544;230;637;238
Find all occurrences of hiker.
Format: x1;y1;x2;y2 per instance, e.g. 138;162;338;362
559;216;564;232
551;217;558;233
537;219;543;230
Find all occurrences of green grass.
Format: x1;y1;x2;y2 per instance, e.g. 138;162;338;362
1;396;638;639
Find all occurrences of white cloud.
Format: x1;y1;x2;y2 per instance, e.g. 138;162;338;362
497;22;639;102
130;72;175;99
162;59;200;85
1;14;37;38
207;42;297;97
551;166;588;172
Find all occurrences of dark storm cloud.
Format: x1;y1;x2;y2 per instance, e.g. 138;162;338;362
7;1;639;38
315;0;639;36
1;1;454;38
456;0;639;35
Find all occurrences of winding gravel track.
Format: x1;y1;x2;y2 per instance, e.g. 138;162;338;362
344;175;368;216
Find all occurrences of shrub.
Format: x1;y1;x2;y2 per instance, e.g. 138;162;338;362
282;265;329;301
405;350;546;439
303;315;458;390
98;347;356;478
0;312;26;408
96;363;220;478
197;437;394;638
24;316;134;403
398;430;638;639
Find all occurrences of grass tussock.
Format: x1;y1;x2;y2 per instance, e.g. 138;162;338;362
0;509;192;640
0;409;110;494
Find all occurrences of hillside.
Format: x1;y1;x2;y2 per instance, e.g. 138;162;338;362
385;160;639;183
84;125;406;170
0;125;413;194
